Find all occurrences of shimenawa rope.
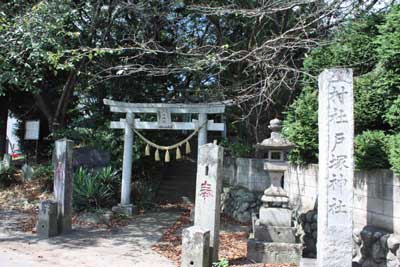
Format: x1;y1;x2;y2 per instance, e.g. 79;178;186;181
130;121;207;162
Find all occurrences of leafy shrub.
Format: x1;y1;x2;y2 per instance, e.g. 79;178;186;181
32;163;53;192
73;167;120;211
282;87;318;164
354;131;390;170
0;166;18;188
354;71;391;133
387;134;400;176
220;138;255;158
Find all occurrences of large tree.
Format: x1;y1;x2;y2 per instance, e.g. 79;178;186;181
0;0;392;157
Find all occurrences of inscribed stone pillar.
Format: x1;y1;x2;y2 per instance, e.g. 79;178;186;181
194;143;223;264
317;68;354;267
181;226;210;267
53;138;73;234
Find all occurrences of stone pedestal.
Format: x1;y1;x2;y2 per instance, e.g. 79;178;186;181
37;200;58;238
247;216;302;264
253;221;296;243
247;238;302;264
112;204;136;216
259;207;292;227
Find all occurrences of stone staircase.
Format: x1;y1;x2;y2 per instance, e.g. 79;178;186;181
156;158;197;204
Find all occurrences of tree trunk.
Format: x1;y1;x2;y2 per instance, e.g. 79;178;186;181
0;96;9;157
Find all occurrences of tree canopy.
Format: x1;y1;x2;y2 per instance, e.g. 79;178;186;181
283;4;400;174
0;0;398;158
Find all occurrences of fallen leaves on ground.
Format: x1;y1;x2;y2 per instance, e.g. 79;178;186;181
152;209;296;267
0;180;51;232
152;209;191;264
0;180;51;211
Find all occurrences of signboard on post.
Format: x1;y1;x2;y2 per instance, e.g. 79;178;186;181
24;120;40;140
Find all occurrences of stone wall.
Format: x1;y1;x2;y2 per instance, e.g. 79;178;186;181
222;157;270;192
284;164;400;235
220;186;263;223
221;157;268;223
222;159;400;237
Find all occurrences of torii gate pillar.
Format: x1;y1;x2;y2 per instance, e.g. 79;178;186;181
120;112;135;213
112;112;135;215
198;113;208;155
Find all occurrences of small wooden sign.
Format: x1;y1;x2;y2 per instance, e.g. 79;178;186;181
24;120;40;140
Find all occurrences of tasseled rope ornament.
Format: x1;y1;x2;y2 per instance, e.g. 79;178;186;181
185;141;191;154
165;150;170;162
176;147;181;160
132;120;206;162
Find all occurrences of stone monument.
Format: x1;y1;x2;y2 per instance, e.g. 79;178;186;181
53;138;74;234
317;69;354;267
247;118;302;264
193;143;223;265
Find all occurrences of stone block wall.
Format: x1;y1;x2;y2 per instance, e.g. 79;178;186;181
222;157;270;192
284;164;400;235
284;164;319;213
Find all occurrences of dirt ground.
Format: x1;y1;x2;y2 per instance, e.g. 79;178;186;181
0;181;315;267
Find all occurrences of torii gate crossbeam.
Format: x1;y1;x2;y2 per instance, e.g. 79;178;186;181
103;99;228;215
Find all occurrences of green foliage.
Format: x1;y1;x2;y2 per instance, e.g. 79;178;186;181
376;5;400;72
32;163;53;192
33;163;53;179
0;0;81;94
284;7;400;168
354;131;390;170
387;134;400;176
220;138;254;158
73;167;120;211
385;96;400;131
354;70;390;133
212;259;229;267
282;87;318;164
0;166;17;188
302;14;383;80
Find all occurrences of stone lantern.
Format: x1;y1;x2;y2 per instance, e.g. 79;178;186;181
247;118;302;265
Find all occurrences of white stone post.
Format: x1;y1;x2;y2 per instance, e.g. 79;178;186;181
317;68;354;267
198;113;208;155
194;143;223;265
120;112;135;214
181;226;210;267
53;138;73;234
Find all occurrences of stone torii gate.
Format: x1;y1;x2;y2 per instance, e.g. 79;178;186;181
103;99;227;215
